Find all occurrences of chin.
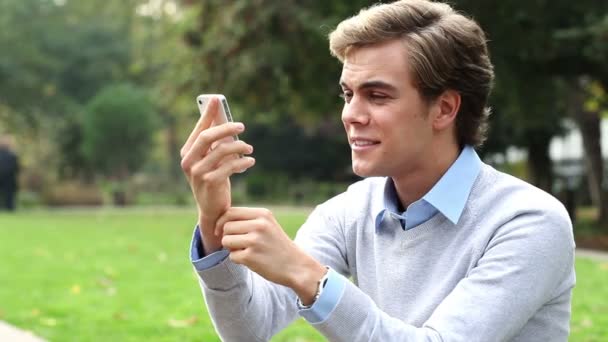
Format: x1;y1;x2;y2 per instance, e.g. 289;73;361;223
352;162;380;178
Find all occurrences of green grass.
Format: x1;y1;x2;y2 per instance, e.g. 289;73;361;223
0;207;323;342
570;258;608;341
0;208;607;341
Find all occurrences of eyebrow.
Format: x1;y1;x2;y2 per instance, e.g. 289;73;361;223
339;80;398;93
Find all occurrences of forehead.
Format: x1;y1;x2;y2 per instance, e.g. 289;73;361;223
340;39;413;87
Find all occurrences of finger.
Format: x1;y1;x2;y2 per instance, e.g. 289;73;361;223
216;207;269;236
205;140;253;169
180;98;218;157
228;249;249;264
187;140;252;177
190;156;255;190
221;219;256;236
221;231;252;250
181;122;246;172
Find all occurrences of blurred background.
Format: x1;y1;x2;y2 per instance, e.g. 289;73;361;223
0;0;607;341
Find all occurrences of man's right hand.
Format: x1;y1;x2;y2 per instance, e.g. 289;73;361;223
180;97;256;254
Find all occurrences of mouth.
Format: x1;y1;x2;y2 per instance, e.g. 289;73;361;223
350;138;380;151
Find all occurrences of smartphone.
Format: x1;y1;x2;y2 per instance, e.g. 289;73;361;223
196;94;241;155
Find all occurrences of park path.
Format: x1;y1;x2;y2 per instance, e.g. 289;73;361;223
576;247;608;262
0;321;46;342
1;248;606;341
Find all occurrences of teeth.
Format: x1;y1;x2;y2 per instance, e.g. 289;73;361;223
352;140;378;147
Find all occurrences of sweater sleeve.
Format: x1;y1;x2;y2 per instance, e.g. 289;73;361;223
303;207;575;342
193;198;350;341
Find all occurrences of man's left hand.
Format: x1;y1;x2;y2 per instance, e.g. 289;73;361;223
216;207;327;305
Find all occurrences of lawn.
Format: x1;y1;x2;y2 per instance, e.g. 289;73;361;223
0;207;606;341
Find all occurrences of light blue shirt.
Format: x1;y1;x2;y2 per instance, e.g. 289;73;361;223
374;145;482;231
190;145;482;322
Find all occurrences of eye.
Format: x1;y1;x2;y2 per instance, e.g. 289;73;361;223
339;90;353;103
369;92;388;100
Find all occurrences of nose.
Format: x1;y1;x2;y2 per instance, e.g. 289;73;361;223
341;96;370;126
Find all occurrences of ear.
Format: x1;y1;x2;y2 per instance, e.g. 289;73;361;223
431;89;461;131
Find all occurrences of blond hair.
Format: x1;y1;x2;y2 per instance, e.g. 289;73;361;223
329;0;494;147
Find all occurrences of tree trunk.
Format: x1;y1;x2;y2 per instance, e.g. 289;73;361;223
166;114;182;185
526;132;554;194
569;79;608;227
569;80;608;227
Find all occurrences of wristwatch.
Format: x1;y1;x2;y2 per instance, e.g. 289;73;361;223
297;266;330;309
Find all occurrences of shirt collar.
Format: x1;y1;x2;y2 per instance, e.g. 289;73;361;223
373;145;482;229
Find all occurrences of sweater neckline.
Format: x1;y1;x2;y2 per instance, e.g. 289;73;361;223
379;211;450;244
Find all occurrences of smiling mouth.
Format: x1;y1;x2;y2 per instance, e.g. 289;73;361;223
350;139;380;150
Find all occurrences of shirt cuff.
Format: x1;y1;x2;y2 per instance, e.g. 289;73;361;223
189;226;229;271
298;268;346;324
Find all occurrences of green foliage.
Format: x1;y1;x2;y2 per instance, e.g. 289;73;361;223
2;0;608;198
82;83;158;179
457;0;608;151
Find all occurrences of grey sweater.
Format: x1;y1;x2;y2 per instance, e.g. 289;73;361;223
194;164;575;341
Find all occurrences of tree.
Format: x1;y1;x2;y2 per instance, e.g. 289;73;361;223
0;0;146;183
82;83;158;203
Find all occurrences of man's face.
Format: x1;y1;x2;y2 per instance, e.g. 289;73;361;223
340;39;435;178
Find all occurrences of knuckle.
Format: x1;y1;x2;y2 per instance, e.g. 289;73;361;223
190;163;203;177
221;222;231;234
180;159;190;173
261;208;273;218
253;218;266;232
250;233;262;246
216;142;230;154
241;249;251;260
230;162;243;173
228;252;240;263
198;131;211;145
201;172;215;184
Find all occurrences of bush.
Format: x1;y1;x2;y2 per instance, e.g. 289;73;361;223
42;182;104;207
17;190;43;209
244;171;348;205
82;83;158;180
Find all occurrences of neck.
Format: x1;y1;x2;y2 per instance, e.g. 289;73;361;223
392;142;461;208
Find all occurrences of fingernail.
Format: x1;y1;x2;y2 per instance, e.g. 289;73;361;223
235;123;245;131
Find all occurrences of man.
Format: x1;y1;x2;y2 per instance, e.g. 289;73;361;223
180;1;575;341
0;135;19;211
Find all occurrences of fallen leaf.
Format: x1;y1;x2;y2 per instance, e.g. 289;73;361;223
106;287;117;296
40;317;57;326
70;284;81;295
167;316;198;328
581;317;593;328
104;267;118;278
158;252;168;262
113;312;127;321
34;248;50;257
97;277;114;288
